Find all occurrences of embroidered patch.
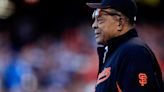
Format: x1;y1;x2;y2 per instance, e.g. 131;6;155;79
138;73;147;86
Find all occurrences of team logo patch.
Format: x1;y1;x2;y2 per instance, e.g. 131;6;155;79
138;73;147;86
96;67;111;85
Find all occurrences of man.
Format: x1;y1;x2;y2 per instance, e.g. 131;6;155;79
86;0;164;92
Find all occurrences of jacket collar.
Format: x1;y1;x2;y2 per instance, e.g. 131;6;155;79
97;28;138;67
105;28;138;47
97;28;138;55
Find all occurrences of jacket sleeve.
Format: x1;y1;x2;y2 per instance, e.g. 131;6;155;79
117;45;163;92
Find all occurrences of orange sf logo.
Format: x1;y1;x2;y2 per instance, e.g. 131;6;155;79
138;73;147;86
96;67;111;85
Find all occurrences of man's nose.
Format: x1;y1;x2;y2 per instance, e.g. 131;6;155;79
92;20;98;30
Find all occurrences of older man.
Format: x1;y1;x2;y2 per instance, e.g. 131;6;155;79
86;0;164;92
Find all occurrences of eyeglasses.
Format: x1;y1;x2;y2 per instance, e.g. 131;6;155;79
92;9;121;19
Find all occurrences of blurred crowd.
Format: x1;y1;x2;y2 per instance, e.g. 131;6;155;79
0;21;163;92
0;22;99;92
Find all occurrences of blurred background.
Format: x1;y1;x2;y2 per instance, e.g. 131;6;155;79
0;0;163;92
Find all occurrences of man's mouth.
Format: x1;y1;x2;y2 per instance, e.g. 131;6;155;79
95;33;101;38
95;30;101;38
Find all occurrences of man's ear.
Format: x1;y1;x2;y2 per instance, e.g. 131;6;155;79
117;17;123;31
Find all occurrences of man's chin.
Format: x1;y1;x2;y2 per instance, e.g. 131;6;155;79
96;39;105;45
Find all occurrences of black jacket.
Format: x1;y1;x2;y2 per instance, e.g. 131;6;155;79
96;28;164;92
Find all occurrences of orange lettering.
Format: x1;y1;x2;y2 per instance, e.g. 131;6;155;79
116;82;122;92
96;67;111;85
138;73;147;86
